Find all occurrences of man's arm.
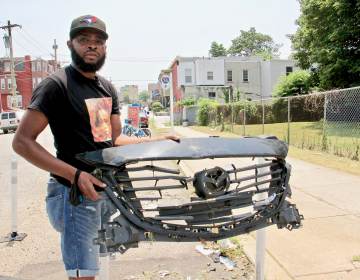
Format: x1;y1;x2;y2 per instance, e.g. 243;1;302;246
13;109;105;200
110;114;179;146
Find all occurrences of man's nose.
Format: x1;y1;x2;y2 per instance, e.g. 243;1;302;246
88;44;97;50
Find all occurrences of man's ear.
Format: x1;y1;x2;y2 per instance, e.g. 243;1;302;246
67;40;72;49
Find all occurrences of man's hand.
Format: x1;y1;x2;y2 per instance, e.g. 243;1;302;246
162;133;180;142
76;172;106;201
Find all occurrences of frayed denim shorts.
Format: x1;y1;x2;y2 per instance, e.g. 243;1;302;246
46;177;110;278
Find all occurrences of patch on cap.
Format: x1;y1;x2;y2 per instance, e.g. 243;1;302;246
79;16;98;25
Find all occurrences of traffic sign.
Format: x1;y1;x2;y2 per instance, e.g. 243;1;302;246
160;75;170;90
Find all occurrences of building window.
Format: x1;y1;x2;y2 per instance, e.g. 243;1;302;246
207;71;213;80
0;78;5;90
185;69;192;83
4;62;10;72
227;70;232;82
208;92;216;99
243;69;249;83
37;62;41;72
14;62;24;71
7;78;12;89
286;66;293;76
32;62;36;72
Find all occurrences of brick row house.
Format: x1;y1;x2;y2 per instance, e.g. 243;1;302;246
0;55;57;111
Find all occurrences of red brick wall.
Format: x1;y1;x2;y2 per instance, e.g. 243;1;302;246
17;55;33;108
171;61;181;102
0;55;33;111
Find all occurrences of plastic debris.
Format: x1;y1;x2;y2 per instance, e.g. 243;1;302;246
159;270;170;277
219;256;236;270
195;244;215;256
218;239;237;249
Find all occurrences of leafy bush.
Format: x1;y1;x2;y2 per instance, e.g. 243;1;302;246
273;70;312;97
178;97;196;107
151;101;163;113
197;98;218;126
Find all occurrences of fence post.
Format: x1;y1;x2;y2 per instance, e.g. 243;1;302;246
323;93;327;145
243;106;246;136
261;99;265;135
287;97;291;145
231;101;234;133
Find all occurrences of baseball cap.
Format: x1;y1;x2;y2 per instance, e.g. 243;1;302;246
70;15;108;40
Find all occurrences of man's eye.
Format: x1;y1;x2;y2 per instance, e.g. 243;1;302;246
79;37;89;44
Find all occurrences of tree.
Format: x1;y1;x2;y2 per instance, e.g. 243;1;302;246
291;0;360;89
273;70;312;97
139;90;150;103
228;27;281;57
209;41;227;57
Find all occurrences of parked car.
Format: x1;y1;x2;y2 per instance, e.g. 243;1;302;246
0;111;19;134
139;110;149;128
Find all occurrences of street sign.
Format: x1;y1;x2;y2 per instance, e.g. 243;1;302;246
160;75;170;90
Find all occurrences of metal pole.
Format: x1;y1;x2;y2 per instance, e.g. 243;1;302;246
11;154;18;235
243;105;246;136
1;21;21;108
261;98;265;135
323;93;327;142
0;153;27;243
52;39;58;71
287;97;291;144
255;157;268;280
7;21;17;98
169;72;174;133
230;87;234;133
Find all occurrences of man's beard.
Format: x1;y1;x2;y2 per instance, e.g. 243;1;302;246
70;47;106;72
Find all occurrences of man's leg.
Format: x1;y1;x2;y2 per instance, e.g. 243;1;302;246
62;187;105;278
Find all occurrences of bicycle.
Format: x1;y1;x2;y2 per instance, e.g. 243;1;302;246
122;123;151;138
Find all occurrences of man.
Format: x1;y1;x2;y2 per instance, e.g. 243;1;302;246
12;15;178;280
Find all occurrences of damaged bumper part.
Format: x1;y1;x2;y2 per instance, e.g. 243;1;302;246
76;137;304;253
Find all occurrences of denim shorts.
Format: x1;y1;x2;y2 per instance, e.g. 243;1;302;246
46;177;111;278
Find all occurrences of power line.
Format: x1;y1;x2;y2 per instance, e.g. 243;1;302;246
20;28;52;55
14;29;51;57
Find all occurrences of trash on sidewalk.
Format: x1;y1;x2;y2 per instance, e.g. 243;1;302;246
218;238;237;249
219;256;236;270
158;270;170;277
196;243;237;270
195;244;216;256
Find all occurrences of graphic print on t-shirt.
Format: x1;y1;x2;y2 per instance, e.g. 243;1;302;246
85;97;112;142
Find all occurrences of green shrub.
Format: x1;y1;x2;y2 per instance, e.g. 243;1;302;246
273;70;312;97
151;101;163;113
178;97;196;107
197;98;218;126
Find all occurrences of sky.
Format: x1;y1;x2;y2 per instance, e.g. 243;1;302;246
1;0;300;90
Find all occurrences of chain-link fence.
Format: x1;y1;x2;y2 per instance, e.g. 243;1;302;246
197;86;360;161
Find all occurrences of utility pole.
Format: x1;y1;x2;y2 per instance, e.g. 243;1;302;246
52;39;58;71
0;21;21;105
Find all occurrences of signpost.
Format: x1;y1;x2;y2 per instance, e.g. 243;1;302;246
160;73;174;132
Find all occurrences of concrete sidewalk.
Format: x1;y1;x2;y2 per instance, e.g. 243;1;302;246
171;125;360;280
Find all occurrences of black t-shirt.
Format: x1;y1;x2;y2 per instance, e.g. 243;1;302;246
28;65;119;187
